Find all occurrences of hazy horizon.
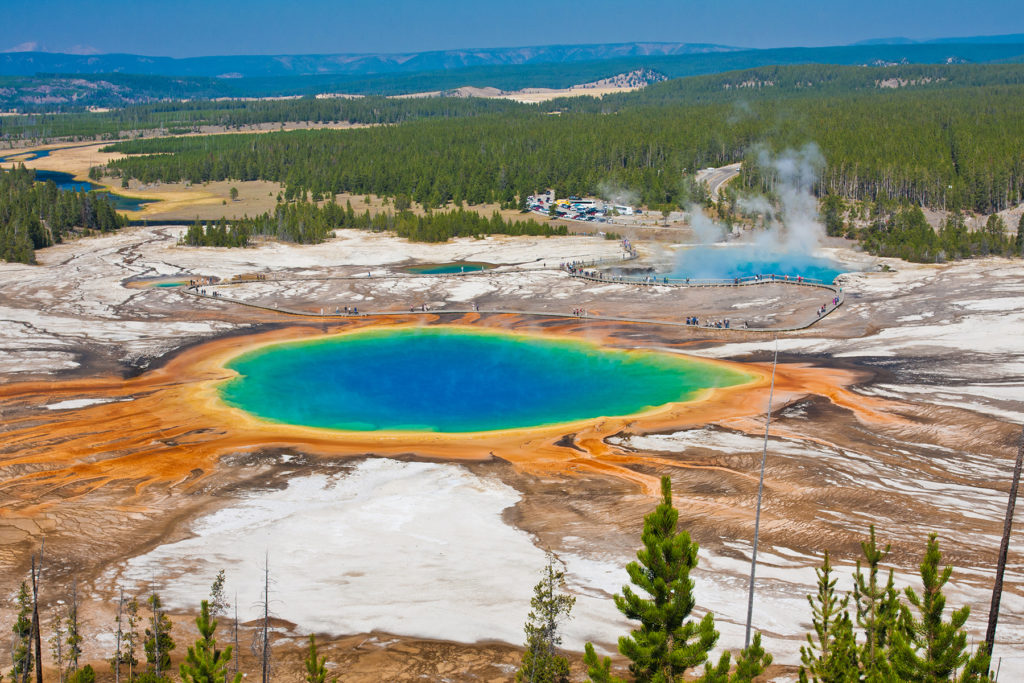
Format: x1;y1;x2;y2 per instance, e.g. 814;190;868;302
3;0;1023;59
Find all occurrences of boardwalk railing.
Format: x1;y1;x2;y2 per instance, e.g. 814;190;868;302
181;275;845;334
566;268;834;289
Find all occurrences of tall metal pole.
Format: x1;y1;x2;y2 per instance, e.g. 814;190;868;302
745;340;778;648
984;425;1024;655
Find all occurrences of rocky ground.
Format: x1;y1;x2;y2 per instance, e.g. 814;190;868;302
1;226;1022;681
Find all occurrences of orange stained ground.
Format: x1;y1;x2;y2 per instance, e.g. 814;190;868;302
0;313;910;510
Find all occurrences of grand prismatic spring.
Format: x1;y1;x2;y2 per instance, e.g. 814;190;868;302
218;326;755;433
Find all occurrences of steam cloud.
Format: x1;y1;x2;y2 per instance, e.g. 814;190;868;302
753;143;827;254
674;144;830;277
685;204;725;244
597;181;639;208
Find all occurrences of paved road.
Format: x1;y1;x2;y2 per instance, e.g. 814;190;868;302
696;162;743;201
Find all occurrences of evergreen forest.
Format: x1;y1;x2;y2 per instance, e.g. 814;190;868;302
8;478;999;683
0;166;127;264
98;68;1024;218
180;203;565;247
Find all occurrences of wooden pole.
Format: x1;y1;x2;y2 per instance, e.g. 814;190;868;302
984;425;1024;655
745;340;778;648
31;542;44;683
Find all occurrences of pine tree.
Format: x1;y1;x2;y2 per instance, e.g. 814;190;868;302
799;552;858;682
10;582;33;683
516;552;576;683
726;633;774;682
303;635;335;683
889;534;992;681
1016;213;1024;256
852;527;900;681
583;476;722;682
696;632;773;682
209;571;229;618
110;590;126;683
50;608;66;683
66;581;82;676
65;666;94;683
179;600;241;683
144;593;175;678
123;597;140;683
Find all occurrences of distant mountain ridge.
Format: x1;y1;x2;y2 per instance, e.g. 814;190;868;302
852;33;1024;46
3;37;1024;112
0;42;740;78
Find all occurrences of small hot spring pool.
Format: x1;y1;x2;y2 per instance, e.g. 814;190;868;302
403;262;494;275
218;327;754;433
669;245;848;283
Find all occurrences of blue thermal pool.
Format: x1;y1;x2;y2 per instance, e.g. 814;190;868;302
404;262;495;274
669;245;847;283
218;327;754;433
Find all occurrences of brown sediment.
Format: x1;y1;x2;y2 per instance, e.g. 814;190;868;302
0;314;895;507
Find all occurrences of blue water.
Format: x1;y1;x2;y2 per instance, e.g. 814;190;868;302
30;170;155;211
669;245;846;283
0;149;52;163
405;262;494;274
32;169;100;192
2;149;155;210
219;327;753;433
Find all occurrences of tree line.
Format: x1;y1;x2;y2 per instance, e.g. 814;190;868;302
100;79;1024;215
519;476;995;682
1;95;527;143
7;479;998;683
822;198;1024;263
179;201;566;247
0;166;127;264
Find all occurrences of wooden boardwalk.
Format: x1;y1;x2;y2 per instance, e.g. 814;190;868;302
180;266;844;334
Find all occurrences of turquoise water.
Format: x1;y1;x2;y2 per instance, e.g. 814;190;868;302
405;262;494;274
670;245;846;283
153;282;186;288
219;327;752;433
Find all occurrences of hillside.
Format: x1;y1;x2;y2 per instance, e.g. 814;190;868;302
2;39;1024;111
0;42;739;78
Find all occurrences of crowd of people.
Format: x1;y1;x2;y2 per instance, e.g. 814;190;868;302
816;296;841;317
686;316;731;328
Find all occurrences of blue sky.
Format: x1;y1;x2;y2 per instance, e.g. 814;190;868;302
3;0;1023;57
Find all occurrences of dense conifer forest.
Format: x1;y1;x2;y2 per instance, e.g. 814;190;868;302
1;95;528;141
102;78;1024;215
6;63;1024;263
0;166;127;263
181;201;566;247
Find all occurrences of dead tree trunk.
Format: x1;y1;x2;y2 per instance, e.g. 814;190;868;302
261;560;270;683
31;545;44;683
114;589;124;683
233;594;240;678
985;425;1024;655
